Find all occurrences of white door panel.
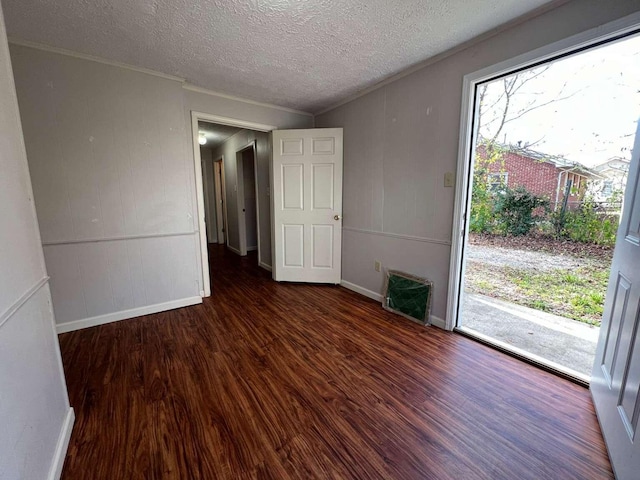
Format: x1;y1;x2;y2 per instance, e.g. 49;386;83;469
283;224;304;267
282;164;304;209
312;225;333;268
592;120;640;479
312;164;334;209
272;128;343;283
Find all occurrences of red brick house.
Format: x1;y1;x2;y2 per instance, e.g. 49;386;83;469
476;144;600;210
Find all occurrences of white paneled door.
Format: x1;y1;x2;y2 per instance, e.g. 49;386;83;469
591;121;640;479
272;128;343;283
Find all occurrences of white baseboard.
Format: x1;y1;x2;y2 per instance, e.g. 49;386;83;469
56;296;203;333
340;280;446;330
340;280;383;302
227;245;241;255
430;315;446;329
48;407;75;480
247;245;258;252
259;262;272;272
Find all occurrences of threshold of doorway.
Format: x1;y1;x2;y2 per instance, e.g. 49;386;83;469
455;326;590;387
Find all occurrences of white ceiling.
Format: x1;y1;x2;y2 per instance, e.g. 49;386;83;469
2;0;554;113
198;121;242;150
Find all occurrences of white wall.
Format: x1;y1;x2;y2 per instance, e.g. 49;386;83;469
10;44;203;331
316;0;640;323
0;1;72;478
9;43;313;331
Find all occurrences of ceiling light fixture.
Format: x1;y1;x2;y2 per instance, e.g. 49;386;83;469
199;135;207;145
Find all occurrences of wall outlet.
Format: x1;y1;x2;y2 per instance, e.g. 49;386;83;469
374;260;381;272
444;171;455;187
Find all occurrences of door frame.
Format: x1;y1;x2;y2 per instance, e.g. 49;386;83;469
190;111;276;297
235;140;261;263
213;156;226;245
446;12;640;331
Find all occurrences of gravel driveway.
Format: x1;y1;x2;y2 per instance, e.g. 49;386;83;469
465;244;587;271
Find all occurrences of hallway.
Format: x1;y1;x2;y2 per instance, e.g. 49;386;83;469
58;245;613;479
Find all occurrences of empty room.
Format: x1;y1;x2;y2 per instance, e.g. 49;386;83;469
2;1;640;479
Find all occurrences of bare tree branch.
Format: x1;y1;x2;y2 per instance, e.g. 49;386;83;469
502;91;580;125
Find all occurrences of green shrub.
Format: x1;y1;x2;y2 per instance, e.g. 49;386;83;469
469;168;496;233
553;198;618;246
493;186;549;236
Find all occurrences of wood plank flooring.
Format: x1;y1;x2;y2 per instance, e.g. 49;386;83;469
59;245;613;479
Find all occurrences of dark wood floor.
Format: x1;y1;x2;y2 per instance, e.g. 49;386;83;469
59;245;613;479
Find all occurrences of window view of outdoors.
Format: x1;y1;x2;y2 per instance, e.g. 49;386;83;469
459;34;640;380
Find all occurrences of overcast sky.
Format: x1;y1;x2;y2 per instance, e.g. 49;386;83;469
478;33;640;167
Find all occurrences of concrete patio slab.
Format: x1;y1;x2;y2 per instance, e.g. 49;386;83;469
460;293;599;378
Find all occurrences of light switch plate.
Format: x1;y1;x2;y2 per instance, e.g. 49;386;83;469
444;172;455;187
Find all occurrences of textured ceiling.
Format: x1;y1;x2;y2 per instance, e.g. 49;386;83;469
2;0;554;113
198;121;241;150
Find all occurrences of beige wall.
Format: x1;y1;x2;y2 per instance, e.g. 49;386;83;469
316;0;640;322
0;1;71;477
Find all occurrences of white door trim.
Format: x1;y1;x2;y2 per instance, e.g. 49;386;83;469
213;157;226;245
235;140;260;261
190;111;276;297
446;12;640;331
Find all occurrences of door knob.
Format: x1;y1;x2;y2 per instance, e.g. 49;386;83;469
334;215;341;221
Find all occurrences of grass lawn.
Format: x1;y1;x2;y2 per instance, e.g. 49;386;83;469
466;261;609;326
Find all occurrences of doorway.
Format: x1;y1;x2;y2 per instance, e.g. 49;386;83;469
213;157;226;245
191;112;276;296
448;26;640;383
236;141;260;259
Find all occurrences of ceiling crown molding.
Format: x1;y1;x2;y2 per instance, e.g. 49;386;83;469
8;37;185;82
183;83;313;117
